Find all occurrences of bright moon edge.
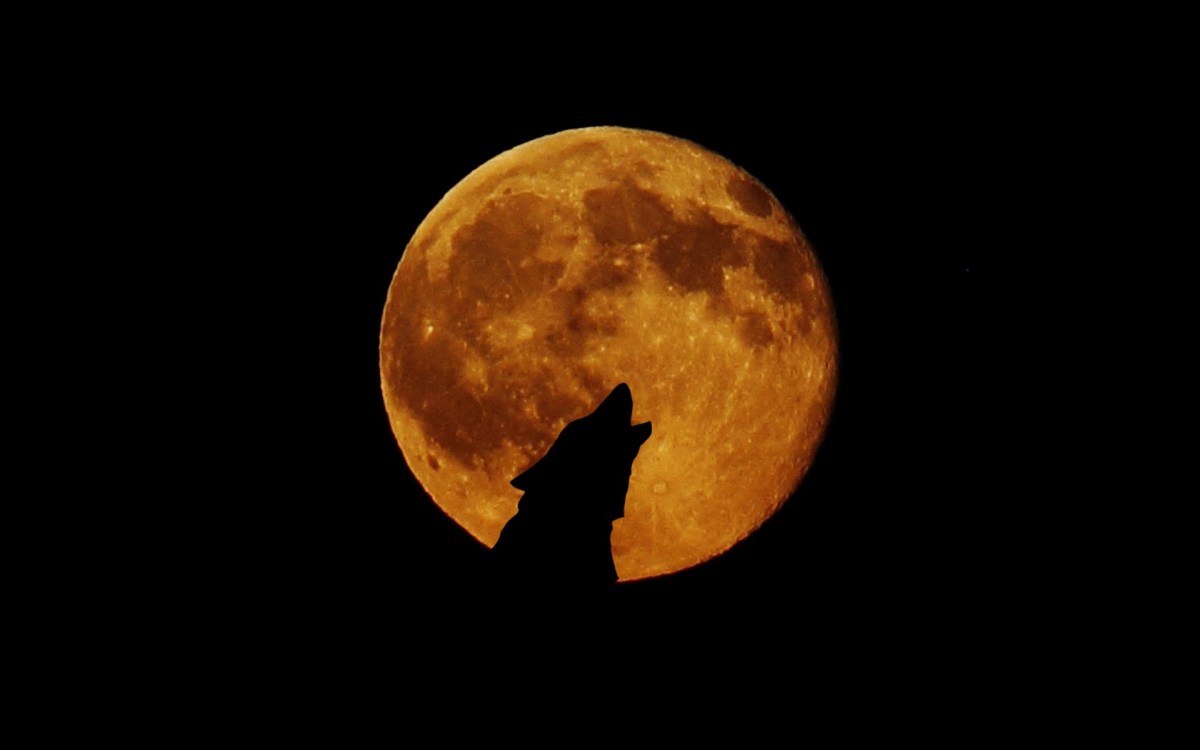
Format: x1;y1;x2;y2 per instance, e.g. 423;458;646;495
380;126;838;581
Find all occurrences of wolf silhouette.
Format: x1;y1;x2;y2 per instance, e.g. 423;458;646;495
491;383;652;595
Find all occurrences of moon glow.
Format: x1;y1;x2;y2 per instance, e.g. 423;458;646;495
380;127;837;580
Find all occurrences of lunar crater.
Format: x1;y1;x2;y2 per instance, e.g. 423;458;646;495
727;174;774;218
583;180;674;247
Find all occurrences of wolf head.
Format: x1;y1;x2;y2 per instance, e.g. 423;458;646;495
510;383;651;521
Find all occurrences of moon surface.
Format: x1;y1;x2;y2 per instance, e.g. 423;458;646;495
380;127;837;581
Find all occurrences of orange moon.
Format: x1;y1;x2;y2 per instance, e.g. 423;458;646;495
380;127;837;581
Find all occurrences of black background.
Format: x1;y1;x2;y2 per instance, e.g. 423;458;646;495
37;14;1154;730
43;14;1163;730
156;55;1035;675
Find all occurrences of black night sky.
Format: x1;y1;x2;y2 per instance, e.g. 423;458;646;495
47;11;1152;727
171;56;1037;679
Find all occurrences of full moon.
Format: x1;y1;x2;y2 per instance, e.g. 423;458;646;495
380;127;837;581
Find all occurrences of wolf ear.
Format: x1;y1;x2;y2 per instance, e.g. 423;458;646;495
631;421;652;449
